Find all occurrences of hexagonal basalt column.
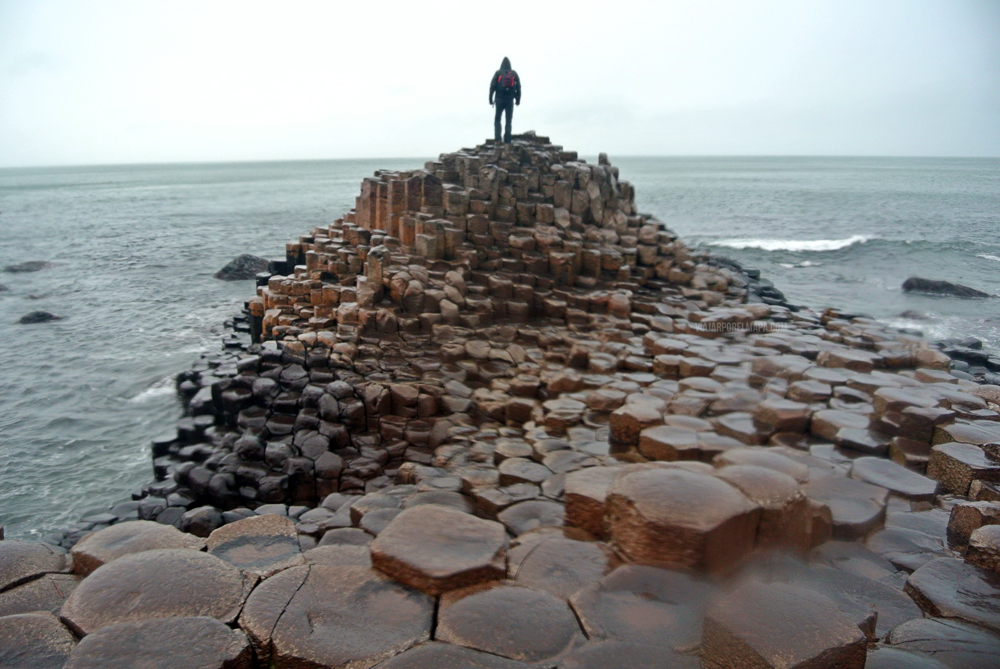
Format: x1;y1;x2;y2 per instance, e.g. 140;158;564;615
370;505;507;595
604;465;759;574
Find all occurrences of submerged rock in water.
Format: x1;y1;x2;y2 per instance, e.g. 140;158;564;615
902;277;991;298
214;254;270;281
18;311;61;324
2;260;51;273
0;284;8;292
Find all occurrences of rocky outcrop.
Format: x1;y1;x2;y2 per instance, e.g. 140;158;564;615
18;311;61;324
3;261;51;273
9;134;1000;666
214;254;271;280
902;277;992;298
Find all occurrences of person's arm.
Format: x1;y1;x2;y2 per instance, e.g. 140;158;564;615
515;71;521;105
489;73;497;105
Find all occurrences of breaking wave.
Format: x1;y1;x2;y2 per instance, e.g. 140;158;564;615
712;234;873;252
977;254;1000;263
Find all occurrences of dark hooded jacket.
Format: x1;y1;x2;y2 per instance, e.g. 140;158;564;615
489;57;521;105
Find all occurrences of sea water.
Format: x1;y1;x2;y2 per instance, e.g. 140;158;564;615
1;156;998;539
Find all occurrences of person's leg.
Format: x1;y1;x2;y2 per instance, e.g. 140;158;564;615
494;103;503;142
503;99;513;143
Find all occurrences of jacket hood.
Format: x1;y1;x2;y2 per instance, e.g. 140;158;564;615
500;57;511;71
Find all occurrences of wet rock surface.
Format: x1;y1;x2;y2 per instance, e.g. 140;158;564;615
17;310;62;324
0;611;76;669
11;134;1000;665
70;519;205;575
60;548;256;635
64;616;253;669
214;254;272;281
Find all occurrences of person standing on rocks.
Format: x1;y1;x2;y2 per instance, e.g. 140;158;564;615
490;57;521;144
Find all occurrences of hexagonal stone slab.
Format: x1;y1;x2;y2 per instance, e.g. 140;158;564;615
968;525;1000;572
605;465;758;573
905;557;1000;632
565;466;621;538
569;564;713;651
375;641;530;668
71;520;205;576
64;617;252;669
511;536;618;599
849;457;939;502
0;611;76;669
370;505;506;595
865;646;950;669
802;475;889;540
0;573;81;617
713;446;809;482
927;442;1000;495
558;640;700;669
702;581;866;669
714;464;810;551
886;617;1000;668
497;499;565;536
0;540;68;593
60;548;256;636
436;583;583;663
240;565;433;668
206;513;305;577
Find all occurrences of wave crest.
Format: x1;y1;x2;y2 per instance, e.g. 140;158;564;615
712;234;873;252
977;254;1000;263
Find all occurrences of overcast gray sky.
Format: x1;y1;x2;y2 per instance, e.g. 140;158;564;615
1;0;998;166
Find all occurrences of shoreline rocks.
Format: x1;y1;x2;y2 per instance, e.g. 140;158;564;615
5;133;1000;666
902;277;992;299
18;310;61;324
214;254;272;281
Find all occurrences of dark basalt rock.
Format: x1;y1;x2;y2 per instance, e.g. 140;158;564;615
214;254;270;281
18;311;61;324
902;277;991;298
3;260;51;273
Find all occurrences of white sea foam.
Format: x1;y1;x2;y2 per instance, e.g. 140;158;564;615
977;254;1000;263
712;234;873;252
129;378;175;403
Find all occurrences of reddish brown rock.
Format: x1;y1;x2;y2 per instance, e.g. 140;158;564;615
564;466;621;538
713;446;809;482
702;581;867;669
753;398;812;433
375;642;531;668
569;564;713;651
849;457;939;502
609;403;662;451
60;548;256;636
0;540;68;593
240;565;433;667
370;504;507;595
511;536;618;599
0;611;76;669
436;583;583;663
0;573;81;617
64;616;252;669
206;513;304;577
886;617;1000;669
947;501;1000;546
927;442;1000;495
715;464;810;551
811;409;870;442
967;525;1000;572
638;425;699;461
605;465;759;573
497;499;565;536
905;557;1000;632
70;520;206;576
802;475;889;540
559;640;699;669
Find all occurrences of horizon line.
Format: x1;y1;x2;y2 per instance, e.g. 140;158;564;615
2;153;999;171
